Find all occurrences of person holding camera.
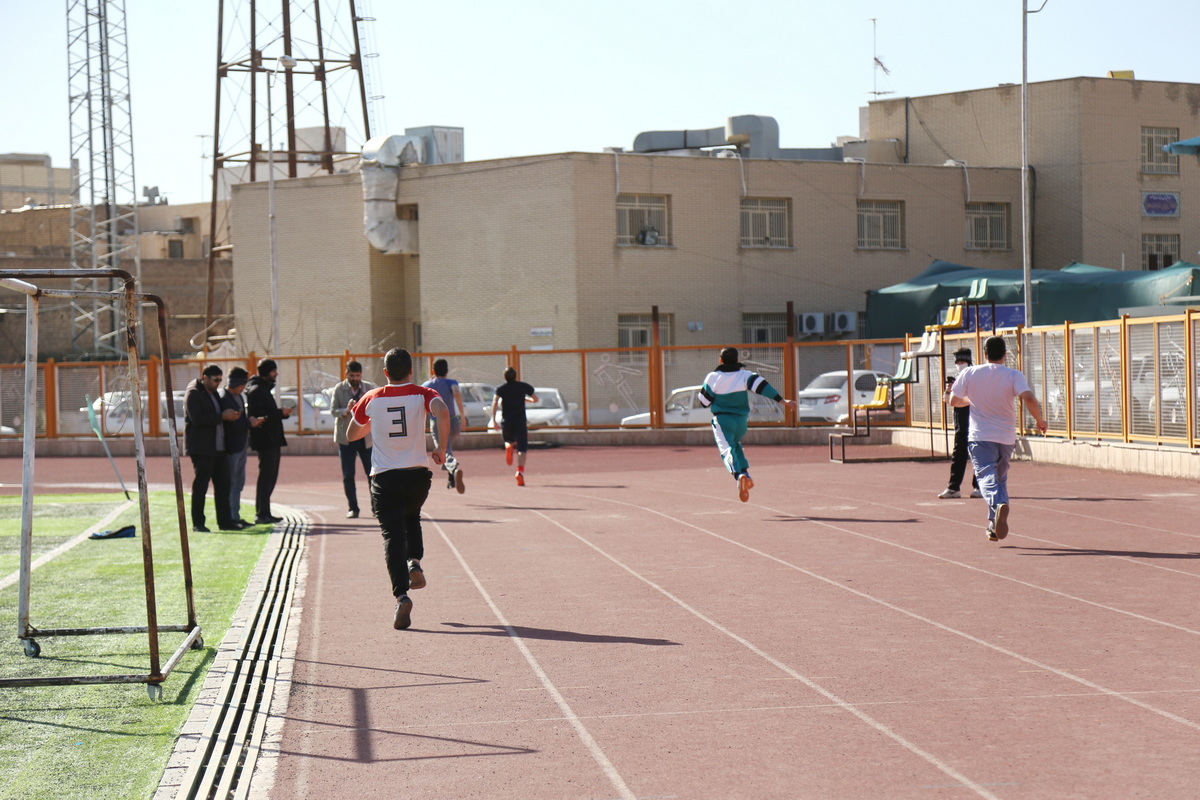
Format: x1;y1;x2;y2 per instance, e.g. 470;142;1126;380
938;347;981;500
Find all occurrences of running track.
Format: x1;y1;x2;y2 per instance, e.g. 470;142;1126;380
14;445;1200;798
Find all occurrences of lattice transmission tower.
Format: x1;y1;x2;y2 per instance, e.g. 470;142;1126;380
66;0;142;356
204;0;379;344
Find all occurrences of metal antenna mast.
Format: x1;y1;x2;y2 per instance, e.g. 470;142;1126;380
204;0;376;345
66;0;142;356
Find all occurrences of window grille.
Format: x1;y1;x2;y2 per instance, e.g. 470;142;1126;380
617;194;670;246
965;202;1010;250
740;198;791;248
742;312;787;344
1141;234;1179;271
856;200;905;249
618;313;674;363
1141;127;1179;175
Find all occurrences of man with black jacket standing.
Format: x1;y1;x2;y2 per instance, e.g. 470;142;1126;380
220;366;261;528
245;358;293;524
184;364;241;532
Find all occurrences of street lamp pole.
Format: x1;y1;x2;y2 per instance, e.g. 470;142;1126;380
266;55;297;356
1021;1;1048;329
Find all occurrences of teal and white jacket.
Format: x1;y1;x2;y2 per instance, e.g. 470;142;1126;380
698;368;783;416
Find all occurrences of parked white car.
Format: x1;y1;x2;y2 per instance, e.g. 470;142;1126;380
619;384;785;427
79;391;186;436
796;370;892;423
458;382;497;427
488;387;581;428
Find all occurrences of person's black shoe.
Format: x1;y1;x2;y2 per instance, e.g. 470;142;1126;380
393;595;413;630
255;515;283;525
194;524;210;533
346;509;359;519
218;522;241;531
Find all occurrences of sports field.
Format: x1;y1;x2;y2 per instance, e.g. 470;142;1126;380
10;444;1200;799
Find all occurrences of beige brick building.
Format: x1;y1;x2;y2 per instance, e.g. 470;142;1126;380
0;154;73;211
231;151;1021;355
863;76;1200;272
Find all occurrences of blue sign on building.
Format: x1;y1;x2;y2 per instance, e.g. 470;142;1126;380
1142;192;1180;217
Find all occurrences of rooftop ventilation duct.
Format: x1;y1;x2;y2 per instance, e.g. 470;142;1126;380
360;135;422;254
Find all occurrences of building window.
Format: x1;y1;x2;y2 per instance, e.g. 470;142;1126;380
965;202;1010;250
1141;127;1179;175
856;200;905;249
1142;234;1179;270
167;239;184;259
618;313;674;363
740;198;791;248
742;312;787;344
617;194;670;246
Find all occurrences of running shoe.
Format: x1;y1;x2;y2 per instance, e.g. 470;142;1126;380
993;503;1010;540
515;471;525;486
455;468;465;494
937;488;960;499
408;559;426;590
393;595;413;630
505;442;514;466
738;474;753;503
447;470;456;490
970;488;983;498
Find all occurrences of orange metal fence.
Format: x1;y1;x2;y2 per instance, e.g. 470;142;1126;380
1;311;1195;448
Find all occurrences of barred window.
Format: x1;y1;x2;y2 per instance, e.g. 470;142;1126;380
1141;127;1180;175
1142;233;1179;270
742;312;787;344
618;313;675;363
740;198;791;248
856;200;905;249
965;202;1010;250
617;194;671;246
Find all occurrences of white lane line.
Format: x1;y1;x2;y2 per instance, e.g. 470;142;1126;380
515;508;1004;800
289;513;330;800
564;492;1200;736
431;518;638;800
0;499;133;592
653;485;1200;638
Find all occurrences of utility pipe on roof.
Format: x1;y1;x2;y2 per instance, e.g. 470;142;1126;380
360;135;422;254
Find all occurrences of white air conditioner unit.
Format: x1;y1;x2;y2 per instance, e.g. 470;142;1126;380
798;312;825;335
831;311;858;334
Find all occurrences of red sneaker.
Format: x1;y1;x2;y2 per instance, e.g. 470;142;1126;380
515;472;525;486
738;474;754;503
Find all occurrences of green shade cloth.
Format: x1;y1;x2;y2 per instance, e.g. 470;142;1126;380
865;259;1200;338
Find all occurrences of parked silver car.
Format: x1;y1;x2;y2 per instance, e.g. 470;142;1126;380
796;370;892;423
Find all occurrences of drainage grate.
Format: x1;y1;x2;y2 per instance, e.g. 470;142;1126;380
176;517;306;800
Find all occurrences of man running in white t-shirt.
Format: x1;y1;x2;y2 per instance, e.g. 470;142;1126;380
949;335;1047;542
348;348;450;630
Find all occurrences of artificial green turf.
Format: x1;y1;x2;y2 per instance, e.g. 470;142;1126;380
0;492;274;800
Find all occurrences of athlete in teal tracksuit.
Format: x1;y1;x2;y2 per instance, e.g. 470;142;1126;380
698;347;795;502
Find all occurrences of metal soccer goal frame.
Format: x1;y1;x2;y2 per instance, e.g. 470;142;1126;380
0;269;200;700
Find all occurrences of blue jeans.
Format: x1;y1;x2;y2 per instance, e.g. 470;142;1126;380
431;415;461;470
339;439;372;513
227;448;248;521
968;440;1013;521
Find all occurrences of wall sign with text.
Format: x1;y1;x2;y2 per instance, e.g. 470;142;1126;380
1142;192;1180;217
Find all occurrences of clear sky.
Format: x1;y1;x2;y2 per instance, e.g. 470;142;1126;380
3;0;1198;205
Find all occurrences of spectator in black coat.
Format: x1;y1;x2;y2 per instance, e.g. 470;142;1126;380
220;366;261;528
184;364;240;532
245;358;292;524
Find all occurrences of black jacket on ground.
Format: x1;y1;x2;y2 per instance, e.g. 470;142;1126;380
184;378;224;457
245;375;288;451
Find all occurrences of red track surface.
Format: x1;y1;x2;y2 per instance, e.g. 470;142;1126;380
10;445;1200;798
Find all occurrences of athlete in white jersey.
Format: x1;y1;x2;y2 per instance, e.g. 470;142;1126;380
348;348;449;630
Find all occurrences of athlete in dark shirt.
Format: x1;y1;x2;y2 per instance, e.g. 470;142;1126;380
490;367;537;485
